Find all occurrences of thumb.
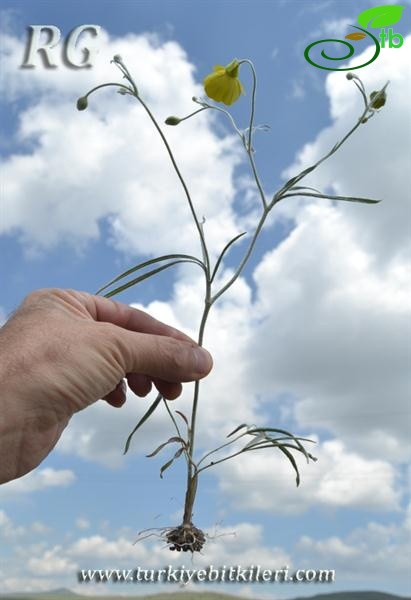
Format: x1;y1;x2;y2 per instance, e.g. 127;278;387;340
109;327;213;383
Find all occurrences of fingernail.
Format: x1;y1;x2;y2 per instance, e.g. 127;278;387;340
193;347;213;375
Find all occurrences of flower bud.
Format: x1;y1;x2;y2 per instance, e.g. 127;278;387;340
346;72;354;80
76;96;88;111
165;116;182;126
113;54;123;63
369;90;387;110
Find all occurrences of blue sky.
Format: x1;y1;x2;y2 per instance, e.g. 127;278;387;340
1;0;410;597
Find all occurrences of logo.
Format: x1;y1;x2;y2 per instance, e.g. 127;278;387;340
21;25;101;69
304;4;405;71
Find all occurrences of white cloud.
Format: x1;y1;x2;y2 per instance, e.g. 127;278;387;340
249;202;411;462
218;438;401;514
75;517;91;530
0;467;76;499
280;36;411;265
28;546;78;575
297;505;411;579
248;39;411;463
0;510;25;538
0;28;244;260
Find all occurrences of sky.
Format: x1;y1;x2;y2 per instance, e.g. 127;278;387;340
0;0;410;598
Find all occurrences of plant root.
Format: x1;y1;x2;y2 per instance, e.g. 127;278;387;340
166;523;206;552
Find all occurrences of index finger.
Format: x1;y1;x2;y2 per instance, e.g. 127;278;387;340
76;290;197;344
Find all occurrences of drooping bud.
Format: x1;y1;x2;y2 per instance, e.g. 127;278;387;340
76;96;88;111
165;116;182;126
369;90;387;110
346;72;354;80
112;54;123;63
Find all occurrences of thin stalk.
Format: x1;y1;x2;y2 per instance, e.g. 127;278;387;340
182;278;212;524
197;431;250;467
270;92;381;207
85;82;132;97
133;93;211;276
240;59;267;210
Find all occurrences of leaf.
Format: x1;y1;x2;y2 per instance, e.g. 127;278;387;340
175;410;189;427
227;423;248;438
345;32;367;40
95;253;205;296
278;446;301;487
160;447;185;478
102;260;200;299
246;427;313;462
146;436;186;458
211;232;247;283
357;4;404;29
282;191;381;205
243;432;267;449
123;393;162;455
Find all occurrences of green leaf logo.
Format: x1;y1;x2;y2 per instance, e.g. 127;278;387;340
357;5;404;29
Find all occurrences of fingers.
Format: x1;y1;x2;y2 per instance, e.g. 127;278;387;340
152;378;183;400
127;373;182;400
113;330;213;383
103;379;127;408
79;291;196;344
126;373;152;397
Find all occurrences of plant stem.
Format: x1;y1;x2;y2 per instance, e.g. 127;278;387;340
131;93;211;276
183;281;212;523
240;59;267;210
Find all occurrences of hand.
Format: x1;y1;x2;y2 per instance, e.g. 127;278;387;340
0;288;213;483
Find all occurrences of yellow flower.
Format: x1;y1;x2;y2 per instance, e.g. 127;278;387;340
203;59;244;106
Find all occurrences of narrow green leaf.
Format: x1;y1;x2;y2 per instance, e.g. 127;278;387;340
103;260;200;299
211;232;247;283
246;427;313;461
159;458;174;478
282;191;381;204
288;185;323;195
95;253;205;295
278;446;301;487
146;436;186;458
175;410;189;427
227;423;248;438
123;393;162;455
159;447;185;478
357;4;404;29
244;432;266;449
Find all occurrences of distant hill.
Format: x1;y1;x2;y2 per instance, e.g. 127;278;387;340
2;588;410;600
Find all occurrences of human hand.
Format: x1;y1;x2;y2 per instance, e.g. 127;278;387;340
0;288;213;483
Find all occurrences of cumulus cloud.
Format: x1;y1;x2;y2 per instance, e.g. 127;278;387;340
249;202;411;462
279;36;411;266
218;438;401;514
0;509;26;538
247;39;411;463
1;27;244;260
28;546;78;575
297;504;411;579
0;468;76;500
1;511;291;594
